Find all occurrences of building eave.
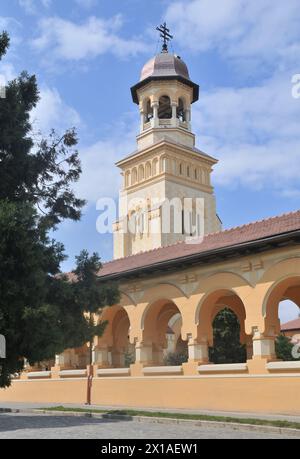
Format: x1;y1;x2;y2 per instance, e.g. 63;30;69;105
131;75;199;105
98;229;300;282
115;139;218;168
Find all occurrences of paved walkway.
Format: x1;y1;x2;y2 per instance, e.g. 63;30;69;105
1;402;300;423
0;412;298;439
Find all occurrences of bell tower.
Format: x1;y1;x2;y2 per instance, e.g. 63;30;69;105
113;24;221;259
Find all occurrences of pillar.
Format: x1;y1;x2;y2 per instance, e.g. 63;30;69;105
92;346;112;368
55;353;65;367
152;344;164;365
252;330;276;360
112;350;126;368
171;102;178;127
135;341;153;365
185;109;191;129
188;338;209;364
140;109;145;131
152;102;159;128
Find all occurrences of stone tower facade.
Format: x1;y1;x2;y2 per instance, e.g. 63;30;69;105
113;51;221;259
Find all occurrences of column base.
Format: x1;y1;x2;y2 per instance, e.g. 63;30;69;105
247;358;278;375
50;365;62;378
182;361;200;376
130;362;146;377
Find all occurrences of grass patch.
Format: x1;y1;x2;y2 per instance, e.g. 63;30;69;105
37;406;300;430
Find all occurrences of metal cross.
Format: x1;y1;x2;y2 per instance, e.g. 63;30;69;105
156;22;173;53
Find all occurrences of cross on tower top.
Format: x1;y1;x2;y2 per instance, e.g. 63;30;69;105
156;22;173;53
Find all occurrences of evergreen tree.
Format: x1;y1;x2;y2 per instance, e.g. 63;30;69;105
275;334;298;361
0;33;119;387
209;308;247;364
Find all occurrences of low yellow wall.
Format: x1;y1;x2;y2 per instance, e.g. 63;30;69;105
1;375;300;415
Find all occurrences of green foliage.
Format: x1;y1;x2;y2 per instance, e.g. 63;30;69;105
275;334;298;361
209;308;247;364
0;31;9;59
40;406;300;431
164;350;188;366
124;351;135;368
0;33;120;387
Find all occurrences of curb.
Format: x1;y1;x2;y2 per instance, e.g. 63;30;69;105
32;409;300;437
0;408;20;414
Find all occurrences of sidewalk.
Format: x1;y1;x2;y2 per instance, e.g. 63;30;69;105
1;401;300;423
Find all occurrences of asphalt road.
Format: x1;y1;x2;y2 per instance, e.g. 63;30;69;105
0;412;298;439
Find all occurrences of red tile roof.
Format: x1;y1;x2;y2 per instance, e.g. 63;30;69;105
99;210;300;279
281;318;300;331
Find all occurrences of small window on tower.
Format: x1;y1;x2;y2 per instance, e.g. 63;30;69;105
158;95;172;119
177;98;185;122
145;99;153;123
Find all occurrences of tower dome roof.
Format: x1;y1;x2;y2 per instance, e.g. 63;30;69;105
140;53;190;81
131;52;199;105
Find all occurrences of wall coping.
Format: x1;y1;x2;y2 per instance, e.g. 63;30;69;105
143;366;182;375
198;363;248;373
97;368;130;376
267;361;300;371
27;371;51;379
59;369;87;377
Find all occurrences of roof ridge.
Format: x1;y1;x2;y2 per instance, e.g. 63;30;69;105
102;240;186;267
102;209;300;267
281;317;300;326
204;209;300;239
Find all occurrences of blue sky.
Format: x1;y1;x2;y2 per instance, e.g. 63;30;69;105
1;0;300;322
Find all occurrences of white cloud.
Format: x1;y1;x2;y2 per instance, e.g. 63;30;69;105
0;62;16;85
19;0;52;15
166;0;300;68
74;117;137;204
193;74;300;193
31;86;81;134
32;15;149;63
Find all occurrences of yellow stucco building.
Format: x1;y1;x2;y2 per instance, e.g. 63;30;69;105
1;32;300;414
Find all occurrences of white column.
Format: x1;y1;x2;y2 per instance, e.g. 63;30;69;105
185;109;191;130
171;102;178;127
252;330;276;359
188;338;209;363
135;342;153;364
55;353;65;367
152;103;159;128
92;347;111;367
140;109;145;132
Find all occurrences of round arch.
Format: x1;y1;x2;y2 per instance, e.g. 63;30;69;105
141;298;187;365
262;275;300;335
96;305;134;367
196;288;249;347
